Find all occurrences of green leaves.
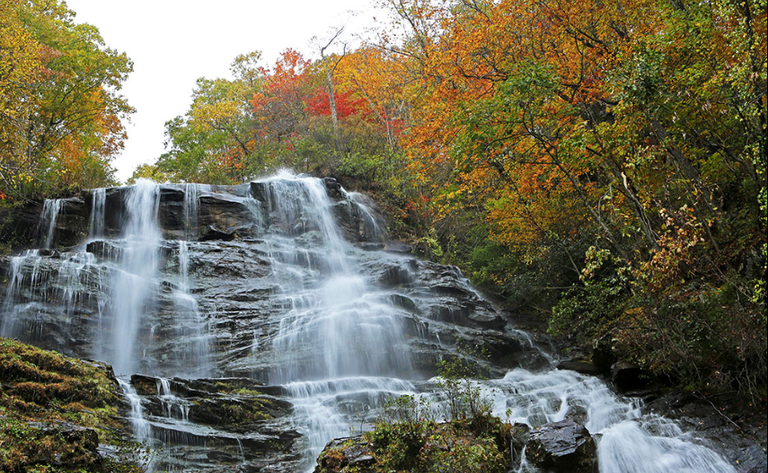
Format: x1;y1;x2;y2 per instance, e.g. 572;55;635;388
1;0;133;200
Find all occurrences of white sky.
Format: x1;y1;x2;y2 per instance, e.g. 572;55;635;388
65;0;384;182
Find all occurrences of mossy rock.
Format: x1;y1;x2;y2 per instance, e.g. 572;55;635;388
0;338;141;473
189;395;290;427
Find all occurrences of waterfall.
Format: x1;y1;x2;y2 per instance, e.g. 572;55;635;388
89;188;107;239
105;179;161;376
0;172;749;473
172;240;210;377
485;369;737;473
118;377;152;442
345;190;385;241
39;199;63;249
0;250;42;337
183;184;207;239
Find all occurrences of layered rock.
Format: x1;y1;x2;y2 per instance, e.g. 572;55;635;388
0;175;545;472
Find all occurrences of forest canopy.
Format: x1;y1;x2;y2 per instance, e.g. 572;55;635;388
2;0;766;401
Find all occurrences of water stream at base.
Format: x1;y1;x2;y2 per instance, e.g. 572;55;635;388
486;369;737;473
0;173;744;473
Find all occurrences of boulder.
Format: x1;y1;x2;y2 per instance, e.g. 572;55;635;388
315;436;377;473
52;196;90;247
197;194;260;240
323;177;343;199
526;419;597;473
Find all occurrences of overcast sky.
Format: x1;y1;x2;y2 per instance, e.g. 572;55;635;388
65;0;384;182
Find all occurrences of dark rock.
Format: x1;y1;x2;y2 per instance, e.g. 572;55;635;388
54;196;90;247
188;396;289;427
611;361;650;392
526;419;597;473
199;225;237;241
558;359;603;376
131;374;159;396
591;337;615;374
85;239;122;260
357;242;385;251
323;177;343;199
103;187;128;235
511;423;531;469
197;194;260;241
385;241;413;254
156;186;186;236
376;263;416;288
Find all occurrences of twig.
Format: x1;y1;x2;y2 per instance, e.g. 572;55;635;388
695;391;744;432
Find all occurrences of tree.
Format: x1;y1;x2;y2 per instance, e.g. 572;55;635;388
0;0;132;200
158;52;266;183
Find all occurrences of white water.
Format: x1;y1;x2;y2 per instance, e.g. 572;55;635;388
0;249;99;342
118;377;152;442
256;174;417;468
39;199;63;248
286;376;417;457
183;184;211;239
0;173;744;473
105;179;161;376
157;377;191;422
345;190;385;241
253;173;738;472
484;369;737;473
172;240;210;377
88;188;107;239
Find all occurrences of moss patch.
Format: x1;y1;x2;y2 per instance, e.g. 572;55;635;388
0;338;141;473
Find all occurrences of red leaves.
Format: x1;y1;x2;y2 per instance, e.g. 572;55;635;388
305;88;366;120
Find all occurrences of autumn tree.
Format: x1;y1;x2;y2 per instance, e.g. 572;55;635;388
383;0;766;398
156;51;266;183
0;0;132;201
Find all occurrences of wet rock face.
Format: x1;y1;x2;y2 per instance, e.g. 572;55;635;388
126;374;302;471
525;419;597;473
644;392;768;473
0;180;544;380
0;176;549;472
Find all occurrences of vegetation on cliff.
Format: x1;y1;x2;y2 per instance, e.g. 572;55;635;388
1;0;765;403
316;354;512;473
0;338;142;473
134;0;766;403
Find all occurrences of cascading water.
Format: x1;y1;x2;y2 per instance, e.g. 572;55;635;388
257;174;417;467
0;172;752;473
38;198;63;249
171;240;210;377
104;179;161;376
89;188;107;239
486;369;738;473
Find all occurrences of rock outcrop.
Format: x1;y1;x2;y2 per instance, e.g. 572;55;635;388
0;176;546;472
525;419;597;473
0;338;139;472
